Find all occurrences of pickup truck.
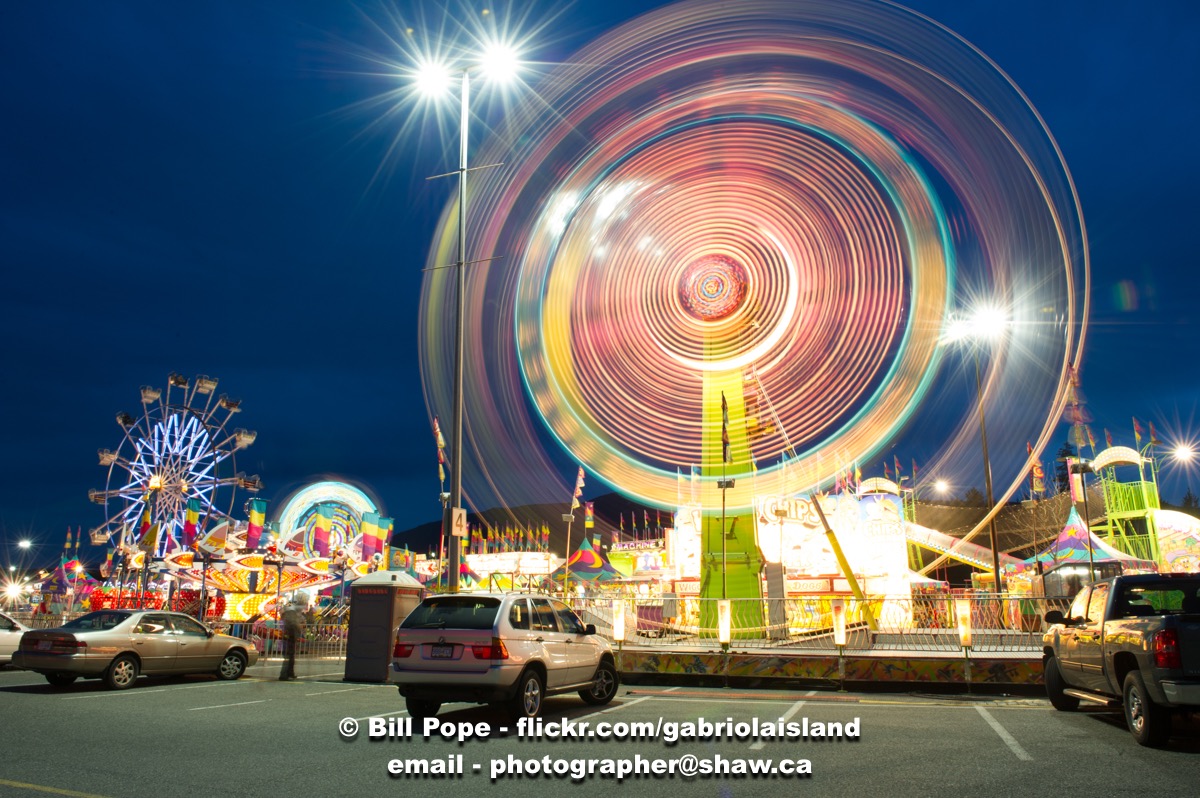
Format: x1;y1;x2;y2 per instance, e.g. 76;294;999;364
1042;572;1200;746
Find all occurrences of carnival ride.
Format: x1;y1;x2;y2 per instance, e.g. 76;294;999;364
417;0;1088;634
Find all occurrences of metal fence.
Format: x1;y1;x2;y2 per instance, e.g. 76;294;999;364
571;594;1074;654
7;593;1072;659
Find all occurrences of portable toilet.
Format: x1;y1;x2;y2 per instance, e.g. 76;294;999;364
343;570;424;683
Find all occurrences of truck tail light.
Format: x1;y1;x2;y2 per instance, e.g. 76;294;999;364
393;638;413;658
471;638;509;660
1153;629;1181;669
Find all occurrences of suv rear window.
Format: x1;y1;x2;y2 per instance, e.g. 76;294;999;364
401;597;501;630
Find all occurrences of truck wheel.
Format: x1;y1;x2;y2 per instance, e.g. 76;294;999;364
1044;656;1078;711
1123;671;1171;747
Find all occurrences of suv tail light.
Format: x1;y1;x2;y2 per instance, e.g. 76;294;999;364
1152;629;1181;669
393;639;414;658
471;638;509;660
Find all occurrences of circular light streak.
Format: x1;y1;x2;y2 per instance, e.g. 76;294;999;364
418;0;1087;518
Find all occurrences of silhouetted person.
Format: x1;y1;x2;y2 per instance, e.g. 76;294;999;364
280;600;305;681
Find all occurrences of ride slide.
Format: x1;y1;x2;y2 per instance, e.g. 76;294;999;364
904;523;1022;570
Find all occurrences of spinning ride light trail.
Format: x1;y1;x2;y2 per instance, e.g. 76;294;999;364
418;0;1087;530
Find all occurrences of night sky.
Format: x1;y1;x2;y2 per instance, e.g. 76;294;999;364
3;1;1198;572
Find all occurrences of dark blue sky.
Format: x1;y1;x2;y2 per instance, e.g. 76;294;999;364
2;1;1198;570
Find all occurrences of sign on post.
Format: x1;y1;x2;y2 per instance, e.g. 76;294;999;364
451;507;467;538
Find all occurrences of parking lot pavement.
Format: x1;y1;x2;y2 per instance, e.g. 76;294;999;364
1;666;1197;798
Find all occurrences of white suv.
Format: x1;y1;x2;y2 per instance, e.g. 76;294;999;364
392;592;619;720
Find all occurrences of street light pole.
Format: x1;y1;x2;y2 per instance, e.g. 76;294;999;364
972;350;1003;594
444;69;470;595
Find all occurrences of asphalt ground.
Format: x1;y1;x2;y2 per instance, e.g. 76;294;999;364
1;657;1197;798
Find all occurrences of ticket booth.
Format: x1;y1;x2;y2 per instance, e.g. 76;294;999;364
343;571;424;683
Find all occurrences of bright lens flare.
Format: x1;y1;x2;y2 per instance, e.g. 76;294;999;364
479;42;521;82
415;59;454;97
4;583;21;599
1174;445;1195;463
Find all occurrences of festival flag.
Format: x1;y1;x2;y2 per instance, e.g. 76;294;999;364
1085;426;1096;453
313;503;334;558
643;509;649;532
584;501;595;529
434;416;447;483
571;466;585;510
182;498;201;549
619;513;625;534
656;509;662;530
721;391;731;464
359;512;381;560
1149;422;1162;446
1066;458;1084;502
912;460;919;482
894;456;903;480
245;498;267;550
854;464;862;489
101;548;115;578
1027;442;1045;494
883;460;891;480
138;523;160;554
1104;428;1113;449
612;526;619;548
1133;417;1144;448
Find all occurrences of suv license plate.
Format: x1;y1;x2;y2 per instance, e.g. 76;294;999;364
430;645;454;659
37;640;52;651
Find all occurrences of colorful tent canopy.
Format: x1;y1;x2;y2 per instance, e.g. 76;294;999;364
551;537;623;582
1008;507;1158;573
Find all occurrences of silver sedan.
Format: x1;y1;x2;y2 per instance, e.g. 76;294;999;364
0;610;31;664
12;609;258;689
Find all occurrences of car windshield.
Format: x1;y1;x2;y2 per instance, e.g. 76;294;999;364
61;611;131;631
401;597;501;631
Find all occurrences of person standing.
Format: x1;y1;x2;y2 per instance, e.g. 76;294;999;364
279;599;305;681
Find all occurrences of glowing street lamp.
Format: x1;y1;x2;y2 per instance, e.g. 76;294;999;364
1172;445;1194;464
416;41;523;593
945;304;1007;594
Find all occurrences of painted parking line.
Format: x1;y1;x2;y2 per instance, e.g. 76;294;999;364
351;709;409;722
62;689;171;700
750;691;816;750
0;777;115;798
975;705;1033;760
304;687;372;697
188;699;270;711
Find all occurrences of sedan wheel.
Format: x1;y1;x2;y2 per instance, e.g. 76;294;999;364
579;661;619;706
217;651;247;680
104;655;139;690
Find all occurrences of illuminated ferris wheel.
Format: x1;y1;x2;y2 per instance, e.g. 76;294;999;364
88;373;261;553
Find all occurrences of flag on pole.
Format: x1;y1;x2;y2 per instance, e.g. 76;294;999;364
183;498;201;549
313;503;334;558
245;497;267;550
1027;442;1045;494
1066;458;1084;502
359;512;381;560
138;523;160;554
571;466;585;510
1133;417;1144;448
883;460;891;480
584;502;594;529
1104;428;1113;448
894;456;903;480
721;391;731;464
1086;426;1096;452
1149;422;1162;446
434;416;447;483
